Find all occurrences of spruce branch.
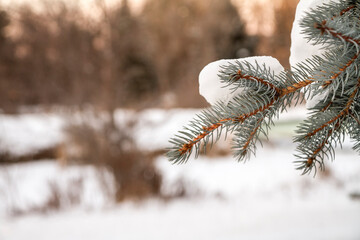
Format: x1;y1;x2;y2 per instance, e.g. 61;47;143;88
167;91;278;164
301;0;360;47
167;0;360;175
295;77;360;174
168;62;313;164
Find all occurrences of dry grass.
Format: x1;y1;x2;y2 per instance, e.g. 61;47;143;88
60;117;162;202
0;147;57;164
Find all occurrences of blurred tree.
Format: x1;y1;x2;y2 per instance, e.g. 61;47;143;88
0;8;18;112
6;4;102;108
256;0;298;68
0;0;256;111
142;0;256;107
0;9;9;43
99;0;158;111
0;0;158;112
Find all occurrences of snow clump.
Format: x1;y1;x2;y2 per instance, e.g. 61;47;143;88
290;0;340;108
199;56;284;105
290;0;339;67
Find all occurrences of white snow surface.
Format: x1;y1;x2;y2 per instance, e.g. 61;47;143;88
199;56;284;105
0;146;360;240
289;0;339;68
305;89;331;109
0;113;65;156
0;162;115;215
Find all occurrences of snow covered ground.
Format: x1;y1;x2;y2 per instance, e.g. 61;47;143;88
0;108;360;239
0;106;309;156
0;113;65;156
1;147;360;240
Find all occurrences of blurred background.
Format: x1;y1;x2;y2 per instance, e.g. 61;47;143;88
0;0;359;239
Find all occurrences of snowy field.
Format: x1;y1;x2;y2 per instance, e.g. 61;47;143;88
1;150;360;240
0;108;360;240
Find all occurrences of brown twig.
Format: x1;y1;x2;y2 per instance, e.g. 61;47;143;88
314;20;360;44
279;79;313;97
236;70;281;94
242;117;264;152
178;118;230;155
339;5;356;16
320;100;333;112
322;51;360;87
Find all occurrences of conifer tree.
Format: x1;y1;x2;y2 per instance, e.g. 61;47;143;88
167;0;360;175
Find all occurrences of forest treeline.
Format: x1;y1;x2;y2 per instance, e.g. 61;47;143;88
0;0;258;113
0;0;296;113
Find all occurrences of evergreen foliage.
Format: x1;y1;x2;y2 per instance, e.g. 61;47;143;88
167;0;360;175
